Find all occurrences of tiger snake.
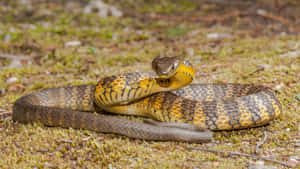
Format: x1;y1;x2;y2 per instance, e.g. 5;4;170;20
6;56;282;143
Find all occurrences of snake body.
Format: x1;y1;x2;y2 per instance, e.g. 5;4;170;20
13;85;213;142
11;56;282;143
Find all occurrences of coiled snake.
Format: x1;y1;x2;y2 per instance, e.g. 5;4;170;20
8;56;281;143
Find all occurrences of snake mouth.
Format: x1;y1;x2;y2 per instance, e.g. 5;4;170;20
157;78;171;88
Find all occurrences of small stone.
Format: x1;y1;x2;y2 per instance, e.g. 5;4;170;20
98;8;108;18
256;160;265;166
287;158;298;168
279;50;300;58
286;128;290;132
256;9;266;15
65;41;81;47
19;0;30;5
8;59;23;68
290;156;299;160
6;77;18;84
248;160;277;169
274;83;284;90
110;6;122;17
249;163;276;169
112;33;118;41
296;93;300;101
250;165;276;169
206;33;231;39
212;162;219;167
0;88;5;96
83;0;122;18
280;32;287;36
189;30;201;36
42;22;51;28
4;34;11;43
28;24;37;30
257;64;271;69
9;27;15;33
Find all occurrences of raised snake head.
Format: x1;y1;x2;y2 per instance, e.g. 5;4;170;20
152;56;181;78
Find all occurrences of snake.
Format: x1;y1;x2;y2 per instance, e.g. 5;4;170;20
7;56;282;143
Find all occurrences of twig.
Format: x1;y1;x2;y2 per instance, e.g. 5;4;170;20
197;0;254;6
186;146;292;167
256;9;290;24
82;136;91;141
246;66;265;77
59;139;73;144
36;149;49;153
255;131;268;154
124;10;246;23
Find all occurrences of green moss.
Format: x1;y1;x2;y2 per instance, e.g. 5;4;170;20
167;27;189;36
139;0;196;13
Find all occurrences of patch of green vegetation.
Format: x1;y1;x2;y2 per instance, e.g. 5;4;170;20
105;55;140;66
138;0;196;13
296;93;300;101
167;27;189;36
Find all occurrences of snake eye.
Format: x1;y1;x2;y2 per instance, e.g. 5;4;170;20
171;60;179;70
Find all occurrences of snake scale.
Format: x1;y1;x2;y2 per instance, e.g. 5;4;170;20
9;56;282;143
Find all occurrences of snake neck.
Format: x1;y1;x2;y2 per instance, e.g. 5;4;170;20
156;63;195;91
94;62;194;112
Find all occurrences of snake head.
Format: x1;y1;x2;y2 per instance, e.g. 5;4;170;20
152;55;194;90
152;56;181;78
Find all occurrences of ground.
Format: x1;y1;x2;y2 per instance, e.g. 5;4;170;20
0;0;299;168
